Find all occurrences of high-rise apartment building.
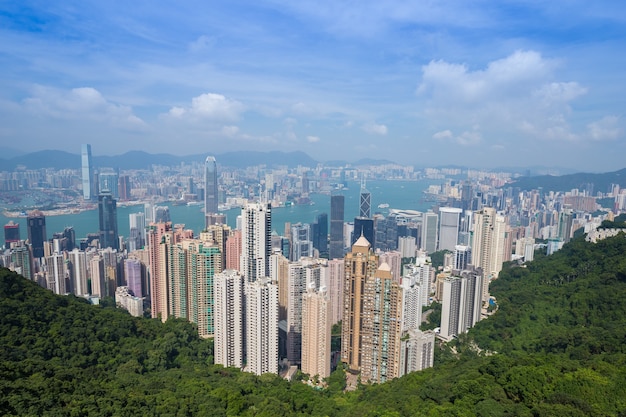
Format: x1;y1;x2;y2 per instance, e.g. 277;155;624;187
240;202;271;283
10;242;32;281
69;248;88;296
245;277;279;375
204;156;218;216
124;258;143;298
341;236;379;373
201;223;231;270
27;210;47;259
81;144;93;200
98;191;119;250
454;245;471;270
471;207;506;303
438;207;463;252
301;285;331;379
329;194;345;259
45;253;67;295
360;263;403;384
225;229;242;271
147;222;174;321
399;330;435;376
420;211;438;254
214;269;245;368
440;267;484;340
327;259;344;325
286;261;307;364
167;239;222;337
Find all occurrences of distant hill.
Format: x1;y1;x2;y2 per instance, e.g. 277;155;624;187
508;168;626;193
0;150;319;171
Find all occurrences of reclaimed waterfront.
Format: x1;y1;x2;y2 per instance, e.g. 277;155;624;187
0;180;441;242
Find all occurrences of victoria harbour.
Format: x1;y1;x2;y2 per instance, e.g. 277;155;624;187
1;180;440;242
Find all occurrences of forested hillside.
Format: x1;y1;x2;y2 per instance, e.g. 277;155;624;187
2;234;626;416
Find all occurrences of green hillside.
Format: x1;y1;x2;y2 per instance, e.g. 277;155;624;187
2;235;626;415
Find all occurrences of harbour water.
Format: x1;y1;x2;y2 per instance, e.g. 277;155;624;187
1;180;441;242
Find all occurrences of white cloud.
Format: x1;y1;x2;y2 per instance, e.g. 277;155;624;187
167;93;244;121
363;122;388;135
587;116;621;141
307;135;320;143
433;129;482;146
418;50;590;143
433;130;453;140
22;85;146;130
221;125;239;136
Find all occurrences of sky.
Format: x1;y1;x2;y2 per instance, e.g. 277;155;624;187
0;1;625;171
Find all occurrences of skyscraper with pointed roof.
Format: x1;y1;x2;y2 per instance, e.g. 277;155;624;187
341;235;378;373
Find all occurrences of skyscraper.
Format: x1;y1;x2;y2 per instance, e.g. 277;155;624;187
27;210;46;258
360;263;403;384
359;180;371;218
128;212;146;252
352;217;375;249
4;221;20;249
301;285;331;379
245;277;279;375
438;207;463;252
341;235;379;373
290;223;313;261
312;213;328;258
240;202;271;283
81;144;93;200
167;239;222;337
214;269;245;368
98;169;119;199
329;194;344;259
204;156;218;217
98;191;119;250
420;211;438;254
471;207;507;302
69;249;88;296
440;267;484;340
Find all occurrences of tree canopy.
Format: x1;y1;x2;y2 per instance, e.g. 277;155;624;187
2;234;626;415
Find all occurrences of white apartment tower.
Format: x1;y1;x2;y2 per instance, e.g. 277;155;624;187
240;202;272;283
214;270;245;369
440;268;484;340
471;207;507;303
301;285;331;379
245;278;279;375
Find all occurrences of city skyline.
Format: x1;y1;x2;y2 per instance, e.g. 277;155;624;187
0;2;624;171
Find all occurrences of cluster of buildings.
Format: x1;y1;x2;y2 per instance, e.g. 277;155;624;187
2;144;623;385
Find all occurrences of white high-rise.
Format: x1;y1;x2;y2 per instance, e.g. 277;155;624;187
301;285;331;379
128;212;146;252
421;211;438;254
471;207;507;303
245;278;279;375
214;270;244;369
69;248;88;296
438;207;463;252
440;268;483;340
240;202;272;283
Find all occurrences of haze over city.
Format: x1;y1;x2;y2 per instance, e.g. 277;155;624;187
1;1;625;171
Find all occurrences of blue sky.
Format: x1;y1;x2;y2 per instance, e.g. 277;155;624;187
0;1;624;171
